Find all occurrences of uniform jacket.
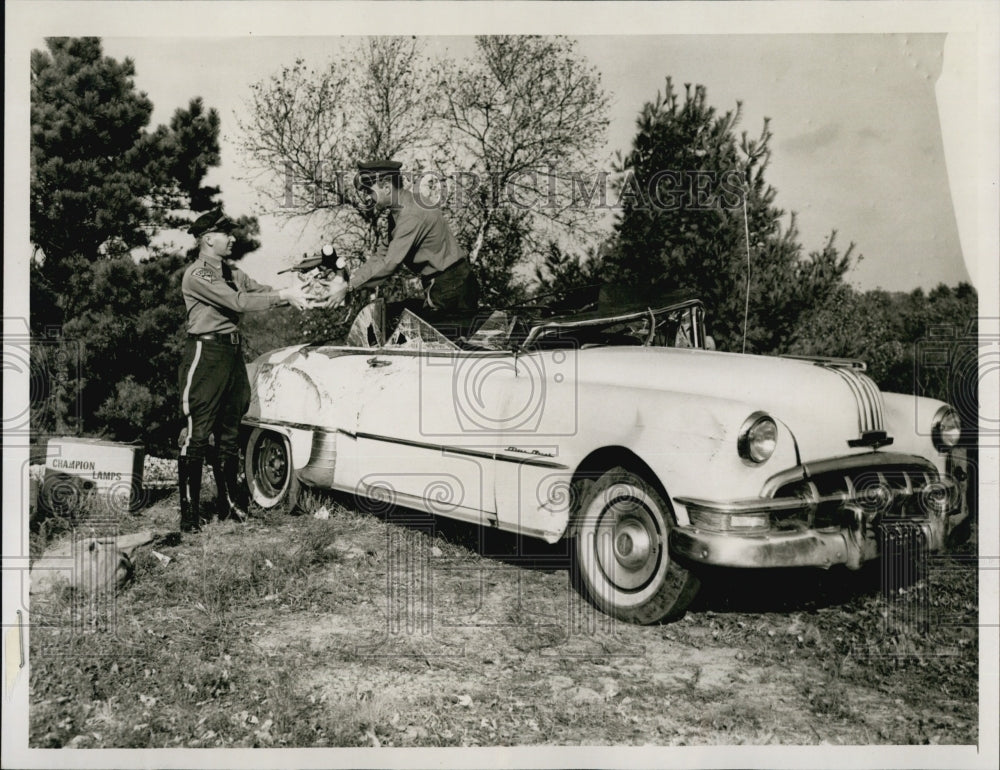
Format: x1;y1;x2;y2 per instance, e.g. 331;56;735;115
182;256;283;334
348;188;466;291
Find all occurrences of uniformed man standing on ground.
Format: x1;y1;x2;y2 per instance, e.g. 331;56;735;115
325;160;479;317
177;210;310;533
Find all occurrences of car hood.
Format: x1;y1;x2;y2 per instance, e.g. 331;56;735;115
573;346;890;462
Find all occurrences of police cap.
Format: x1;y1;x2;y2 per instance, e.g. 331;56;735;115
188;209;235;238
355;159;403;188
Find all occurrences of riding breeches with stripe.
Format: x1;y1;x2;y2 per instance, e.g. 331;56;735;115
177;338;250;462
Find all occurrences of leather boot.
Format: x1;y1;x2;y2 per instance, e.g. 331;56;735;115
209;449;225;524
219;454;248;522
178;456;190;532
179;456;203;532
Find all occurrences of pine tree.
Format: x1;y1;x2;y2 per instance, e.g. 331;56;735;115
605;79;852;353
30;38;254;450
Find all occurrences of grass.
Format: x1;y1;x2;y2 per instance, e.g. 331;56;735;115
28;485;981;747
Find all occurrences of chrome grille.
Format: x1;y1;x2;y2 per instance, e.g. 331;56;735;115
770;459;941;529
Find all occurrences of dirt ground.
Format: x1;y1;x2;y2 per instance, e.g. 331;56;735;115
28;486;980;749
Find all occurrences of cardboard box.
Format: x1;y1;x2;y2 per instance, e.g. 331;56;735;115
43;437;145;515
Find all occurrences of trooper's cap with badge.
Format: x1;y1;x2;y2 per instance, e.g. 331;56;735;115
188;209;236;238
355;159;403;189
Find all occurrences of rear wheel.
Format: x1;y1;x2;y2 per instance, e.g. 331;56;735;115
573;467;700;624
244;428;300;511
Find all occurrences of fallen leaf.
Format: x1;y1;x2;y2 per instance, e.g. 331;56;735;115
599;678;621;699
456;694;473;707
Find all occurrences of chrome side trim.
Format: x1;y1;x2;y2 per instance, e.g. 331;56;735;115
242;415;322;433
355;431;569;469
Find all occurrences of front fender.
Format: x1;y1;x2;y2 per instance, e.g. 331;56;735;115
882;391;953;476
571;384;800;523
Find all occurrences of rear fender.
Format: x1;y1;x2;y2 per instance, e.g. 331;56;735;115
244;423;315;475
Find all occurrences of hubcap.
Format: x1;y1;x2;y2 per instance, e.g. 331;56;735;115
256;436;288;496
614;519;652;569
594;493;662;591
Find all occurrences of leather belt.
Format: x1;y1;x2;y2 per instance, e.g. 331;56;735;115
190;332;241;345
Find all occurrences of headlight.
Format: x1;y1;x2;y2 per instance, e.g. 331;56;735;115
738;412;777;464
931;405;962;452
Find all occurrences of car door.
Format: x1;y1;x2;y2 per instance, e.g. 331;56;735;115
353;346;499;523
487;347;580;539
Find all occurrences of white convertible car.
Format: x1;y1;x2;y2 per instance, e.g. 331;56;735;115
241;294;971;623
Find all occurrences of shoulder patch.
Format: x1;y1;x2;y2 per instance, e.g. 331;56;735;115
193;267;216;283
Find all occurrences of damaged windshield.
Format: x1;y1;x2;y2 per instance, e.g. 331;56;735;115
342;297;707;352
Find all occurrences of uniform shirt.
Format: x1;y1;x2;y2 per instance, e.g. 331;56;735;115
182;255;283;334
348;188;465;291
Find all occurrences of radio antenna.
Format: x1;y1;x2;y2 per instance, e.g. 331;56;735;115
741;189;752;354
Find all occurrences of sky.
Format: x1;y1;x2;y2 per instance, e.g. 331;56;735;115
87;31;978;294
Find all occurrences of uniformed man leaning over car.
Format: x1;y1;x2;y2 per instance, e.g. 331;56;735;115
177;209;310;534
325;160;479;316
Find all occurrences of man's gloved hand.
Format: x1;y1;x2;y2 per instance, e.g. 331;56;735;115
279;283;314;311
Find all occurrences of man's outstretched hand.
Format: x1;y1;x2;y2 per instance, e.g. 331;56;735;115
323;276;350;308
279;284;314;311
281;273;350;309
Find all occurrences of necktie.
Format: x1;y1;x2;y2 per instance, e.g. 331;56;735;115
221;261;239;293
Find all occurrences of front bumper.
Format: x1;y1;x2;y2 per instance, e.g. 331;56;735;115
671;455;963;570
670;516;943;570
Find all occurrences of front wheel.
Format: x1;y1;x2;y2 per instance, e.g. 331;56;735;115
244;428;300;511
572;467;700;624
